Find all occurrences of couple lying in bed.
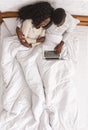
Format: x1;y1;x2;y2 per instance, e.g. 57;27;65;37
16;1;79;57
0;2;79;129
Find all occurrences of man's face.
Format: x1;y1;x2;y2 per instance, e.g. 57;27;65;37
57;17;65;27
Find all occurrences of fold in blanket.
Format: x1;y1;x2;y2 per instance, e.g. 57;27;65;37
0;35;78;130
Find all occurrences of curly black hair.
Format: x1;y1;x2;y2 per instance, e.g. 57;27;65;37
52;8;66;25
18;1;54;27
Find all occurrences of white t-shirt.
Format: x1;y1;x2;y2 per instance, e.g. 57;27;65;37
46;12;79;44
17;19;45;47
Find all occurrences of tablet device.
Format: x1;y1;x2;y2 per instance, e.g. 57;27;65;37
43;50;60;59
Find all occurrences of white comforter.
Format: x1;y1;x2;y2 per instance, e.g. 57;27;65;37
0;35;78;130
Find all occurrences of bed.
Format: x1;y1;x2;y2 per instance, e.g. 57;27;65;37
0;10;88;130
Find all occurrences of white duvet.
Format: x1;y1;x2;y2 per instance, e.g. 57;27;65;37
0;34;78;130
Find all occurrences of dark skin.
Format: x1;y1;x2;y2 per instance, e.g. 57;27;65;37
16;27;32;48
36;36;45;43
54;40;64;54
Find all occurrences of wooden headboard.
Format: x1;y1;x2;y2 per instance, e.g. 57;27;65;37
0;11;88;26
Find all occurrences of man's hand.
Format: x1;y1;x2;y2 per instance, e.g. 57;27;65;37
36;37;45;43
54;41;64;54
16;27;32;48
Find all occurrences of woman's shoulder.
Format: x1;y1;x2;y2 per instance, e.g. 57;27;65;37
22;19;33;29
17;19;33;28
22;19;32;25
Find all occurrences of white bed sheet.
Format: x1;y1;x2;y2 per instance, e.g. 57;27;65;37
73;26;88;130
0;22;88;130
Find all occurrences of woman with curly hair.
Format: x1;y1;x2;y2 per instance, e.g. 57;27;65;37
16;1;54;48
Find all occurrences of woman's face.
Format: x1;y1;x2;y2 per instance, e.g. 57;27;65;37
37;18;51;28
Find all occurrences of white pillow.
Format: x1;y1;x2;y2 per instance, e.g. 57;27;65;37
3;18;18;35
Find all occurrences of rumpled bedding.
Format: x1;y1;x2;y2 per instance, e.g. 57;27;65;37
0;34;78;130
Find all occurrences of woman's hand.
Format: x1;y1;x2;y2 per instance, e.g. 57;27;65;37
16;27;32;48
54;41;64;54
36;37;45;43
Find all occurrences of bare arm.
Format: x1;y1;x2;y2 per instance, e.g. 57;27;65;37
36;29;46;43
54;41;64;54
16;27;32;48
36;36;45;43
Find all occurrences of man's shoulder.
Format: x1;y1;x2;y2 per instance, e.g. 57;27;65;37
47;24;57;33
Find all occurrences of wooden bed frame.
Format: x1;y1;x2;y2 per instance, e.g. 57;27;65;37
0;11;88;26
